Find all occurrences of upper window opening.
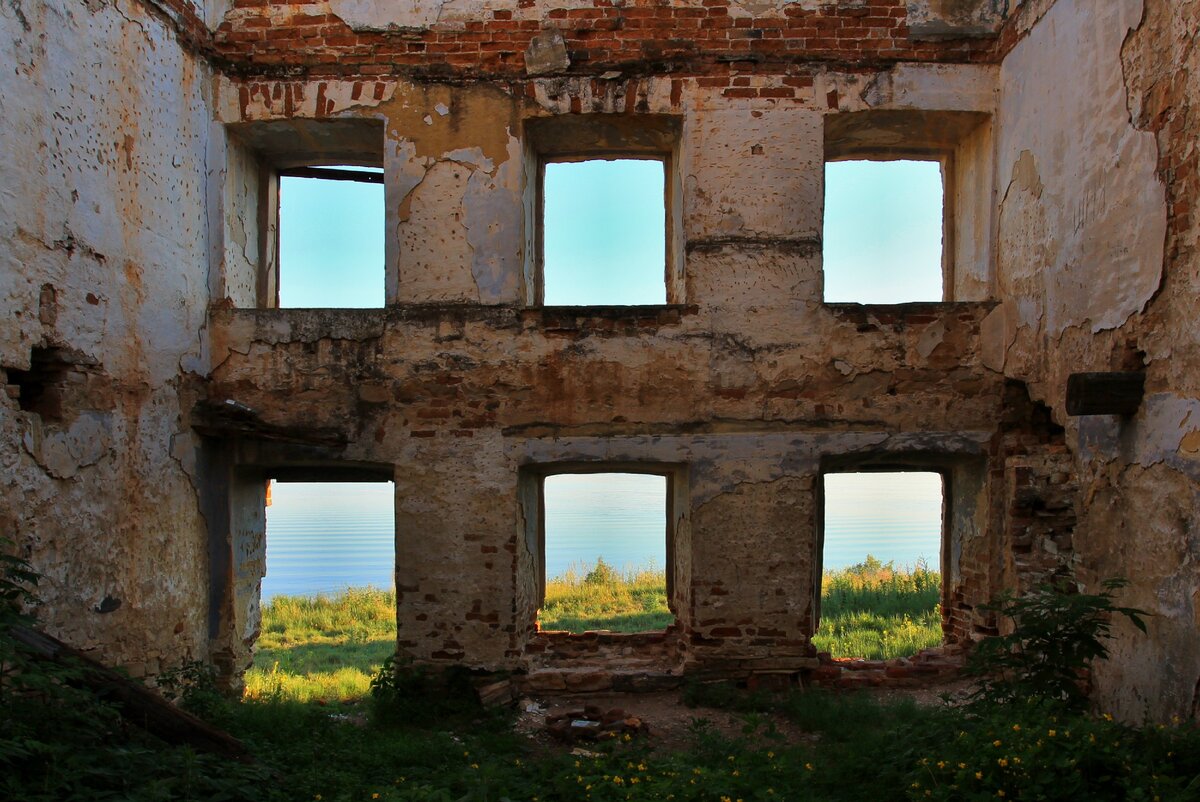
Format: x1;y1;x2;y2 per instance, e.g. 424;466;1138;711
816;471;944;660
278;165;385;309
540;471;671;634
224;118;386;310
542;159;667;306
823;159;945;304
822;109;994;303
524;114;684;306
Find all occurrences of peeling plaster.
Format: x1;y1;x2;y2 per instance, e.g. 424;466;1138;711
997;0;1166;337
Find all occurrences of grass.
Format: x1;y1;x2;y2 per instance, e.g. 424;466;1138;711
245;586;396;702
8;553;1200;801
541;559;672;633
539;555;943;661
812;555;943;660
244;556;943;695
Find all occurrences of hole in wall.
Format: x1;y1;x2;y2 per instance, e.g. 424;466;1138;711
815;471;944;660
6;346;76;421
539;472;671;634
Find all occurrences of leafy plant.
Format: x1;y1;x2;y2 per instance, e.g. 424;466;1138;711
967;577;1148;709
370;655;482;726
158;659;225;720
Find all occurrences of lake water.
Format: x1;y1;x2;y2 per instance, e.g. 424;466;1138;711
261;472;943;601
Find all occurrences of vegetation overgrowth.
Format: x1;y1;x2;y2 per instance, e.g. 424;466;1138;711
4;543;1199;801
541;559;672;633
813;555;942;660
542;555;943;662
245;586;395;702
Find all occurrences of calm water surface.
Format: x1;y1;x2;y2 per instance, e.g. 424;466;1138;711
262;472;942;600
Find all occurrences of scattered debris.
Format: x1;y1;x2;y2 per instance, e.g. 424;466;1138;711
545;705;649;742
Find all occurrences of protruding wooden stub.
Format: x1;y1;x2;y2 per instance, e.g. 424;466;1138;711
1066;372;1146;416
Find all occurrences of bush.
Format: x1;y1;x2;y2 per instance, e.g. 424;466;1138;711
967;577;1147;709
584;557;620;586
0;537;269;802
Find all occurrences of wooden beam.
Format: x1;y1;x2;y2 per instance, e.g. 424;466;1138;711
9;625;252;762
277;166;383;184
1065;372;1146;416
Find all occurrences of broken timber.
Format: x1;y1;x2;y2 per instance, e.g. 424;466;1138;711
9;625;251;762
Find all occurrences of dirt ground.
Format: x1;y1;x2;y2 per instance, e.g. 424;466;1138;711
514;676;976;753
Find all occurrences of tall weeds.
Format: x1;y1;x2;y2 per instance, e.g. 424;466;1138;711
813;555;942;660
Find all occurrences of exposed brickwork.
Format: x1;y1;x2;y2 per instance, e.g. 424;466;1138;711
806;648;963;690
210;1;1001;79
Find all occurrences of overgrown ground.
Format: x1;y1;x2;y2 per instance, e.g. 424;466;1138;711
6;552;1200;801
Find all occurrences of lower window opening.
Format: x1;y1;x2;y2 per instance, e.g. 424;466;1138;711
815;471;944;660
246;480;396;702
540;472;671;634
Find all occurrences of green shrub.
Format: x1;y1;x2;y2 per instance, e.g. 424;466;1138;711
967;577;1148;709
813;556;943;660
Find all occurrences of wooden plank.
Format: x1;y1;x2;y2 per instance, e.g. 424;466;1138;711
10;625;252;762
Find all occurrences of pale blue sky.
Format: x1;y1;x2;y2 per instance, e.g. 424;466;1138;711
543;159;667;305
823;160;944;303
276;158;943;308
278;169;386;308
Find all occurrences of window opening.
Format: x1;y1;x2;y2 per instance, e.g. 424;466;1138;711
540;472;670;634
823;159;945;304
542;159;667;306
815;471;944;660
245;480;396;702
277;165;385;309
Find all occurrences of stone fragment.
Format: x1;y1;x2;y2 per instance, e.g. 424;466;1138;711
525;28;570;76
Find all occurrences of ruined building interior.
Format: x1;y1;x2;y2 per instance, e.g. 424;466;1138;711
2;0;1198;722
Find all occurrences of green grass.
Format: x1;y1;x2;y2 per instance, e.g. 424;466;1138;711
245;586;396;702
9;566;1200;801
540;555;942;660
540;559;672;633
812;556;943;660
243;556;941;705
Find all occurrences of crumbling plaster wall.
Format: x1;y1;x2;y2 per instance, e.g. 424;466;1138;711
203;52;1011;678
208;303;1002;677
0;0;215;675
992;0;1200;720
196;0;1054;682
